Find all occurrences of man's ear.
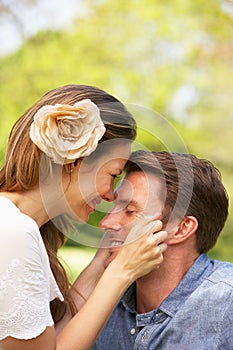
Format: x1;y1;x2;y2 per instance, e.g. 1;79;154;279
166;216;198;245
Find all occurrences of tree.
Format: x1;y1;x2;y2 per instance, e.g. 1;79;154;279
0;0;232;258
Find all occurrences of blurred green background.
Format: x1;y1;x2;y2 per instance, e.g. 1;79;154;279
0;0;232;281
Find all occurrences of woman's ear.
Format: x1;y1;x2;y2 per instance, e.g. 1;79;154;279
166;216;198;245
63;160;81;175
63;163;73;175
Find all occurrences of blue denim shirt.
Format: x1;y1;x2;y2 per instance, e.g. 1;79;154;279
92;254;233;349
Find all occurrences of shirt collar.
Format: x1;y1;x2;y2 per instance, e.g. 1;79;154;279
120;254;214;317
160;254;214;316
121;282;137;313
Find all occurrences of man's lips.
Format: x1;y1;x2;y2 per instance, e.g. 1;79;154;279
103;237;125;268
109;239;124;251
101;229;126;249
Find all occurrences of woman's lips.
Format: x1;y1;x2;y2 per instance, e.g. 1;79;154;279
89;197;102;210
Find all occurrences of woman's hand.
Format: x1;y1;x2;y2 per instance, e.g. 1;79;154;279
56;220;167;349
109;219;167;283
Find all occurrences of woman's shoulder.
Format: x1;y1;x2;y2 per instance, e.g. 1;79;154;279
0;195;56;341
0;196;43;263
0;196;39;236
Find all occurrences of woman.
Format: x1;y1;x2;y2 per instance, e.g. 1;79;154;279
0;84;167;350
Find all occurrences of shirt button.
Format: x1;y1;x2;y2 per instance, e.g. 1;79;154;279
141;331;148;342
130;328;136;335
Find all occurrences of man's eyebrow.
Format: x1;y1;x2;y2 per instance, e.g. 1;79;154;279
114;198;139;208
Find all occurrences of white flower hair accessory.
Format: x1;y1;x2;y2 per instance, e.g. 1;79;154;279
30;99;106;164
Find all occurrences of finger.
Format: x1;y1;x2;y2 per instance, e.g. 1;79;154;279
132;220;163;239
152;230;168;244
145;220;163;235
152;219;163;232
158;242;167;254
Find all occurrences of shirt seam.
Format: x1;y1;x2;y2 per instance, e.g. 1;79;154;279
215;288;233;349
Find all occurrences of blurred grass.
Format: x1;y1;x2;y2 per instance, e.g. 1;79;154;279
58;246;96;283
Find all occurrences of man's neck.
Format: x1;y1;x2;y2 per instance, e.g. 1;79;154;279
136;247;199;314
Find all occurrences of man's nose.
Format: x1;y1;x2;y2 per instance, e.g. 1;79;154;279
100;210;121;230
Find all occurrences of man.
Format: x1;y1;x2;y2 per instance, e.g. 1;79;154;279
92;150;232;350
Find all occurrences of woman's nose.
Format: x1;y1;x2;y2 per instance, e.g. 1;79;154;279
102;187;115;202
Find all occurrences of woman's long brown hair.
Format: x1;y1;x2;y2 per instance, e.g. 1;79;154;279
0;84;136;323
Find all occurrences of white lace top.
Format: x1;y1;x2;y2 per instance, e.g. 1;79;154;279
0;196;64;340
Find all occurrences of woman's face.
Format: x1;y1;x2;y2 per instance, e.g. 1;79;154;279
64;142;131;222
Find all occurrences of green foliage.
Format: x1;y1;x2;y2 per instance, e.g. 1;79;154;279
0;0;232;259
59;245;96;282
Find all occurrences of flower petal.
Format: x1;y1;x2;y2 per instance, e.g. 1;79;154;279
30;99;106;164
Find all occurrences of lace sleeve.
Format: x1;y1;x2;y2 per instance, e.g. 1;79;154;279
0;207;63;340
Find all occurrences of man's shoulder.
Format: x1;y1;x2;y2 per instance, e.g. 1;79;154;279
208;260;233;287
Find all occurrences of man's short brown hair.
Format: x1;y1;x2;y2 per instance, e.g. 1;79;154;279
125;151;229;253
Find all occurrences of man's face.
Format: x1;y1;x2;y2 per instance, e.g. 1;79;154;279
100;171;165;266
